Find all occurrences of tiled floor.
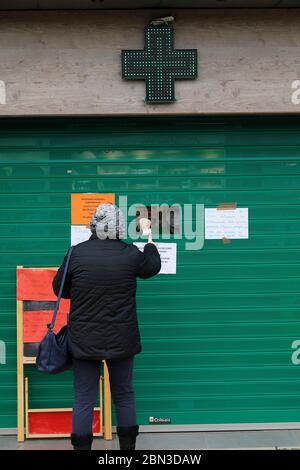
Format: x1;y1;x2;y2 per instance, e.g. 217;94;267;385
1;431;300;450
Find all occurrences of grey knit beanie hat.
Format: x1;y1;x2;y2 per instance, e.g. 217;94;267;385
90;203;125;240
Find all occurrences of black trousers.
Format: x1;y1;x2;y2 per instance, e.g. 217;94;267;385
72;356;137;435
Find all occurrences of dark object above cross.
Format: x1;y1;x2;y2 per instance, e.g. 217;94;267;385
121;25;198;103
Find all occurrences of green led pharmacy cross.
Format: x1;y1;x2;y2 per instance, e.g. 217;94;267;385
122;25;198;103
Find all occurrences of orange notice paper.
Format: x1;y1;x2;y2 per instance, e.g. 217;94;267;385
17;267;71;343
23;310;69;343
17;268;58;301
71;193;115;225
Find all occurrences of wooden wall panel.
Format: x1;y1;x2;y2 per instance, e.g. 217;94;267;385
0;9;299;115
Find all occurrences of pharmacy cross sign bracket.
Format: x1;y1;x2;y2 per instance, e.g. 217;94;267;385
121;25;198;103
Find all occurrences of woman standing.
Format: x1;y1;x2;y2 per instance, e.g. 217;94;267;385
52;203;161;450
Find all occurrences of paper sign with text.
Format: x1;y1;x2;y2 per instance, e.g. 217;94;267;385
205;208;248;239
134;242;177;274
71;193;115;225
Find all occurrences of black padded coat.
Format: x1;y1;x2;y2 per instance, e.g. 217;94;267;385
52;234;161;361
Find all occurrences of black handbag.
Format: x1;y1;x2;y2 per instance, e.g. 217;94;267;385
36;247;73;374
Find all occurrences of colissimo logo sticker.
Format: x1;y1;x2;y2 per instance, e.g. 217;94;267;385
149;416;171;424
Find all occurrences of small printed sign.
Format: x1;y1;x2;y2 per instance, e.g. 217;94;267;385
134;242;177;274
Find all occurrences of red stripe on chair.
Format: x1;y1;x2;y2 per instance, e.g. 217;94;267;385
28;410;101;435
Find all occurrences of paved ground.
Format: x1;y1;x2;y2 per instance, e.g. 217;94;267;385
1;430;300;450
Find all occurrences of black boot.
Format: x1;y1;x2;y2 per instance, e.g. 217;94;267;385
116;425;139;450
71;433;93;450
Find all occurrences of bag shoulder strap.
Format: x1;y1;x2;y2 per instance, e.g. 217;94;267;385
48;246;73;330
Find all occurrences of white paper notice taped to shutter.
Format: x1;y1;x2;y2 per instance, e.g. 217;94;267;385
134;242;177;275
205;208;248;239
71;225;91;245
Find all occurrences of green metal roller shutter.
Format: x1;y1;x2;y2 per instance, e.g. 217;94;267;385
0;115;300;430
